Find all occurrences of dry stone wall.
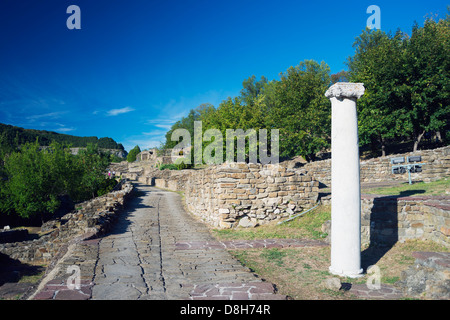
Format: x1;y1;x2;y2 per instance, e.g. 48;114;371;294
184;163;319;228
119;146;449;239
361;194;450;247
299;146;450;186
322;194;450;247
133;163;319;229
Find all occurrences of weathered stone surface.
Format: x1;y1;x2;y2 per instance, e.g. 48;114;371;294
323;277;341;291
88;184;285;300
325;82;365;99
399;251;450;300
297;146;450;187
237;217;256;228
179;162;319;228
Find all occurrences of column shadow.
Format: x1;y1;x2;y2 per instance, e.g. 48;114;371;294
361;190;425;271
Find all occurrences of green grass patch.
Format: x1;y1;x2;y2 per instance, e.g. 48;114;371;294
364;178;449;196
261;248;287;266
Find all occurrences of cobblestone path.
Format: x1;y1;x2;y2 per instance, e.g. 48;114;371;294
90;184;287;300
29;183;406;300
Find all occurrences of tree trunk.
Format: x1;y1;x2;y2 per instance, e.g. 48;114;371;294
379;135;386;157
435;131;442;144
413;130;425;152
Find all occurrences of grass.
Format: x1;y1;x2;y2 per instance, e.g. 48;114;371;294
209;179;449;300
227;240;448;300
17;268;46;284
363;178;449;196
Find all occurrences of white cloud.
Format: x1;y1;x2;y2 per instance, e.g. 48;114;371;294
106;106;135;116
26;111;68;122
55;127;76;133
142;130;167;136
154;124;173;130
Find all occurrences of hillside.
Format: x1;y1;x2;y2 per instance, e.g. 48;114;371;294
0;123;124;151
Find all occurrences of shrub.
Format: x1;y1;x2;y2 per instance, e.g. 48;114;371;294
158;163;178;170
127;145;141;162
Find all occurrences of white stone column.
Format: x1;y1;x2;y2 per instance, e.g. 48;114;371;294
325;82;365;278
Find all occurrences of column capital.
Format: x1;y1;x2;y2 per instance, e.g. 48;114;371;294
325;82;365;100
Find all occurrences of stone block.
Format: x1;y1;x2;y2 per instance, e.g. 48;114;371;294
440;227;450;237
230;173;246;179
238;217;257;228
219;183;235;188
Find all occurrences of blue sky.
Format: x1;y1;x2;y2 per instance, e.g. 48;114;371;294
0;0;447;151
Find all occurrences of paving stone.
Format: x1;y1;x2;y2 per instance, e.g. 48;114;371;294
54;289;90;300
30;183;324;300
349;283;404;300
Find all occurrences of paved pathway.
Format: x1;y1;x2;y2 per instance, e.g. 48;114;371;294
90;184;290;300
30;183;407;300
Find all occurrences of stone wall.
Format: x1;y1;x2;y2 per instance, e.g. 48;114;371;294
118;146;449;239
299;146;450;186
322;194;450;247
182;163;318;228
125;162;319;229
360;194;449;247
0;180;134;264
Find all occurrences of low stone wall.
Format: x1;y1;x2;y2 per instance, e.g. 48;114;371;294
152;169;192;192
322;194;450;247
131;163;319;229
0;180;134;264
119;146;449;238
361;194;449;247
300;146;450;186
184;163;319;229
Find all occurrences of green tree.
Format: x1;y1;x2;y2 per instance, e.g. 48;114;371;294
347;28;409;156
240;75;268;106
404;16;450;151
163;104;214;151
266;60;331;161
348;12;450;154
0;141;74;219
127;145;141;162
331;70;349;84
75;143;110;199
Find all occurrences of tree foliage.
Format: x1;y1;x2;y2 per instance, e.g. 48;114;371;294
126;145;141;162
0;141;112;220
348;14;449;154
163;61;332;163
0;123;124;150
266;60;331;161
161;12;449;161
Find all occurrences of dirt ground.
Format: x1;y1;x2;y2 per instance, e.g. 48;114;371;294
229;239;449;300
